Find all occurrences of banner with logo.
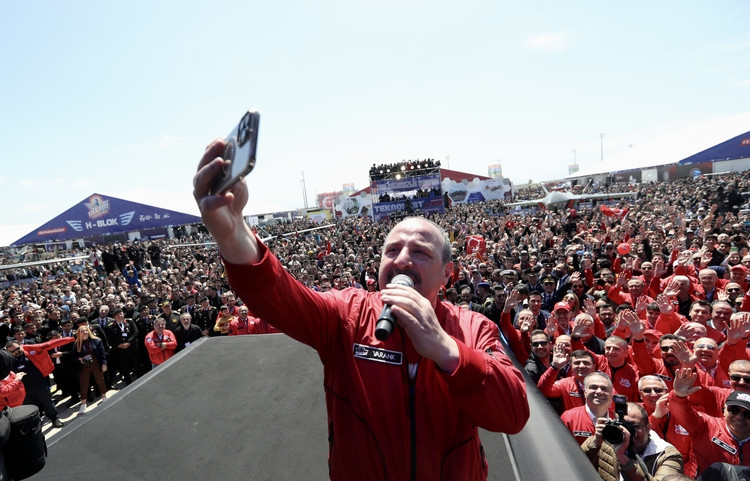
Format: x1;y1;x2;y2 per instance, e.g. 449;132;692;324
13;193;201;246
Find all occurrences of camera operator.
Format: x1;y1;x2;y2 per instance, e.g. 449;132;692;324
574;378;683;480
614;403;683;480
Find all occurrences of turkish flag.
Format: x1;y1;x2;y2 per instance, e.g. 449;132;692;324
600;205;629;220
466;235;487;261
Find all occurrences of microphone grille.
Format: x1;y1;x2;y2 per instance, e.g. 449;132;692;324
391;274;414;288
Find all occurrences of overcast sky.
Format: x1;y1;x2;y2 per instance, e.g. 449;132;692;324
2;1;749;246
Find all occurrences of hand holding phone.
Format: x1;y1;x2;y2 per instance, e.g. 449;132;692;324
209;110;260;195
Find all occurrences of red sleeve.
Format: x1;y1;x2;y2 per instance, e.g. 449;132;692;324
162;330;177;349
584;268;594;289
606;286;631;307
719;342;748;373
0;375;26;408
592;316;606;340
440;330;530;434
537;366;565;398
647;275;663;299
741;295;750;313
498;312;529;363
669;392;707;435
673;264;690;276
31;336;75;352
632;339;657;375
144;333;160;356
654;312;685;335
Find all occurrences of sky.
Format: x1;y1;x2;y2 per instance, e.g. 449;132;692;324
1;1;749;247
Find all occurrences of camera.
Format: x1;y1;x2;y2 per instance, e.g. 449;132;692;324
601;394;635;446
209;110;260;195
82;354;94;367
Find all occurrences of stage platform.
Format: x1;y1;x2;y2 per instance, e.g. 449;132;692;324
34;335;600;480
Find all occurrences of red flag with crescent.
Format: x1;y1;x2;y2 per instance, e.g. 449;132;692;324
466;235;487;261
317;240;332;260
600;205;629;220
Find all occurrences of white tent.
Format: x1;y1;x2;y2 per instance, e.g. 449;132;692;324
568;112;750;178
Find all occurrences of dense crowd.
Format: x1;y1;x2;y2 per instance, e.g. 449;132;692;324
2;170;750;479
369;158;441;181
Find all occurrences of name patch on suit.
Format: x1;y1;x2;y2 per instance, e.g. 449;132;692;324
711;437;737;455
573;430;592;438
353;344;402;365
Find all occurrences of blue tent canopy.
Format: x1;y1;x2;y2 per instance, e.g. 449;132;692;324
678;130;750;165
13;193;202;246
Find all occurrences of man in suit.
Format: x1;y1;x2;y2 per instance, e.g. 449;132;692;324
106;309;139;385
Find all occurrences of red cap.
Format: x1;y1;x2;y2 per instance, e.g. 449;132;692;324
553;301;571;312
730;264;747;273
643;329;661;340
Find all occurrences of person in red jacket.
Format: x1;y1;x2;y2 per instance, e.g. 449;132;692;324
6;336;74;428
671;368;750;474
638;375;698;477
227;306;280;336
0;350;25;408
561;371;614;445
194;140;530;481
144;318;177;367
538;347;596;413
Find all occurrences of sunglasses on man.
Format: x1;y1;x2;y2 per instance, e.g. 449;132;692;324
639;387;665;395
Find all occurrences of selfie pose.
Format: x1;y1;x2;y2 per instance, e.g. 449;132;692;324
193;136;529;480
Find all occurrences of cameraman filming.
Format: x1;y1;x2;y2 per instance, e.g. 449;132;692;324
585;401;683;481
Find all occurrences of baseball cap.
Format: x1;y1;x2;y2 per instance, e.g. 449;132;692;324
730;264;747;274
726;391;750;412
553;302;571;312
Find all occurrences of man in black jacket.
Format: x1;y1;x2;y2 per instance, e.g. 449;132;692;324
106;309;139;385
173;313;203;353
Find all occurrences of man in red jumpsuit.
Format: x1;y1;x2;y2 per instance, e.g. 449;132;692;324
193;139;530;481
671;367;750;474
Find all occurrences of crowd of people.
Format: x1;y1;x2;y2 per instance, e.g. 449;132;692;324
2;168;750;479
369;158;441;181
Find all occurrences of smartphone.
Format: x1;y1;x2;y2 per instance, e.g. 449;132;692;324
209;110;260;195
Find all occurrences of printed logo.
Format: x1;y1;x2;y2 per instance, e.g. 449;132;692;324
352;343;402;365
619;378;632;388
67;220;84;232
573;430;593;438
120;211;136;225
85;195;110;220
674;424;689;436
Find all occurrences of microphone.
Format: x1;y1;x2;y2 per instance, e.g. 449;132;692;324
375;274;414;341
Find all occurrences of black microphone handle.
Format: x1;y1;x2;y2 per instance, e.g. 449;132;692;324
375;305;395;341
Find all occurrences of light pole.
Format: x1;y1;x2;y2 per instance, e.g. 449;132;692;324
301;171;309;210
600;133;605;161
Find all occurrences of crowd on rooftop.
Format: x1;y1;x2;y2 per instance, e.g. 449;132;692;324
368;158;441;181
2;170;750;479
